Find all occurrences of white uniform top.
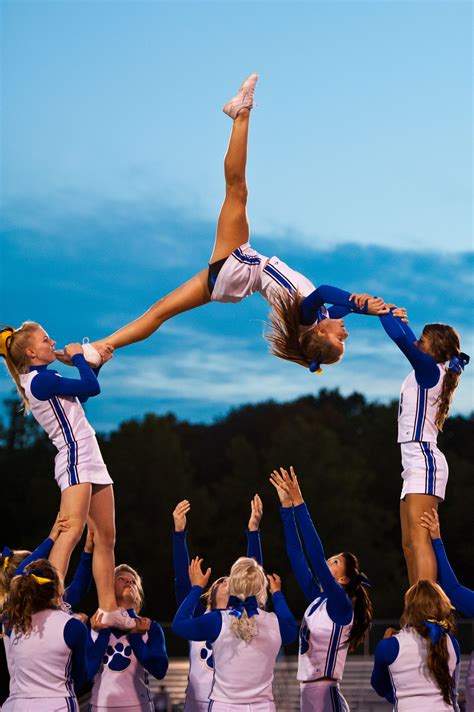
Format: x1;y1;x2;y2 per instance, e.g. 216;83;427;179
210;610;282;703
298;595;353;683
20;369;95;451
7;609;76;699
389;628;459;711
186;639;215;703
2;633;18;699
398;365;446;444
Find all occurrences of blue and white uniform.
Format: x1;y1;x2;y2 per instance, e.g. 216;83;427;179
280;504;354;712
89;609;168;711
173;528;263;712
371;627;460;711
209;242;371;324
172;585;296;711
19;354;113;492
379;313;450;500
2;609;109;712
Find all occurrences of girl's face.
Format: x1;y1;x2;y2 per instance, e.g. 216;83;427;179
316;318;348;356
417;331;433;355
27;327;56;365
214;578;229;609
327;553;349;585
115;572;140;608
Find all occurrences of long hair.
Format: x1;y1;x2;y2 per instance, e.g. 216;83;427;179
401;580;456;706
340;552;373;653
227;557;268;643
4;559;63;635
421;323;462;431
266;291;343;368
201;576;228;612
115;564;144;614
0;550;31;610
1;322;41;413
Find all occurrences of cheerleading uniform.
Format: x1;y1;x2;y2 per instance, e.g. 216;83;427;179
379;313;449;500
208;242;371;324
89;608;168;711
280;504;354;712
172;585;296;710
19;354;112;492
2;609;109;712
371;627;460;711
173;528;263;711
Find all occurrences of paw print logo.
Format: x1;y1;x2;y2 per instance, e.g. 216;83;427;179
199;641;214;669
299;624;310;655
103;642;133;672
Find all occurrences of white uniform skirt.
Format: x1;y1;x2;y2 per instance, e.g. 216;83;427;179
400;442;448;501
184;700;210;712
54;435;113;492
300;680;350;712
466;651;474;712
2;698;79;712
88;704;154;711
208;702;276;712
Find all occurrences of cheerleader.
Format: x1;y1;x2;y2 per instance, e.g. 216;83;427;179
89;563;168;712
172;496;263;712
2;559;111;712
85;74;391;375
270;466;372;712
172;556;296;711
374;307;469;583
371;580;460;711
420;508;474;710
0;324;135;629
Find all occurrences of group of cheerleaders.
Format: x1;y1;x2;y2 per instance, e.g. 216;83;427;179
0;74;472;712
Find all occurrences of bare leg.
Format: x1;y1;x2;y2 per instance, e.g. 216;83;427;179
405;494;438;582
400;499;416;585
87;484;117;611
49;483;91;579
93;109;252;351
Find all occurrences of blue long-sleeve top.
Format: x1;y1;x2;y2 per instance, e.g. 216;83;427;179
64;618;110;690
173;528;263;614
14;537;54;576
300;285;371;326
124;610;168;680
172;584;296;646
63;551;93;609
432;538;474;617
29;353;101;404
378;311;440;388
371;633;460;703
280;504;353;626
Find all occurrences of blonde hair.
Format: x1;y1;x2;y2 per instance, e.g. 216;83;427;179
401;580;456;706
2;322;42;413
227;557;268;643
265;291;343;369
115;564;144;614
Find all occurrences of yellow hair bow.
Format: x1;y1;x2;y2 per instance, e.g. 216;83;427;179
426;618;449;629
0;327;14;358
30;574;53;585
2;557;11;572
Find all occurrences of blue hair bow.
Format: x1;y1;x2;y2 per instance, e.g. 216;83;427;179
309;360;323;374
228;595;259;620
2;546;13;559
448;352;470;374
424;618;449;644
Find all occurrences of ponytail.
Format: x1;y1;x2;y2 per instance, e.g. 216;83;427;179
0;548;32;610
0;322;41;413
227;557;267;643
4;559;62;635
341;552;373;653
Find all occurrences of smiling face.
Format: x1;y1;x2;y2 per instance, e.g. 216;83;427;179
25;326;56;366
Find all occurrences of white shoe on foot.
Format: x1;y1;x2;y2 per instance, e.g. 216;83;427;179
81;340;102;368
223;73;259;119
98;607;136;630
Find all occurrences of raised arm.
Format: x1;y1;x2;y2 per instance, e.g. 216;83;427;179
64;529;94;609
246;494;263;565
270;470;320;602
268;573;297;645
172;558;222;642
300;286;388;326
379;311;439;387
15;513;70;575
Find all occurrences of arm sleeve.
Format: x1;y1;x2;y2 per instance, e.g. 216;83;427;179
30;354;100;402
433;539;474;617
246;529;263;565
15;538;54;575
378;312;440;387
63;552;93;609
272;591;297;645
300;285;368;326
279;507;320;602
371;637;399;703
172;586;222;642
127;621;168;680
327;305;353;318
293;504;353;624
64;619;110;688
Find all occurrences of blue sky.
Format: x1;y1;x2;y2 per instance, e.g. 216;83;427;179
1;0;472;431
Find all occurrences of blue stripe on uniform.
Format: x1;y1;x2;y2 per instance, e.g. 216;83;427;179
413;386;428;440
263;263;296;295
51;397;79;486
324;623;343;677
330;685;342;711
232;248;261;265
421;442;436;495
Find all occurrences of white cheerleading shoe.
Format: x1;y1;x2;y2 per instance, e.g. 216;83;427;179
81;339;102;367
223;73;259;119
98;607;137;630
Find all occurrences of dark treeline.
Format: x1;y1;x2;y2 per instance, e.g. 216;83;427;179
2;389;473;638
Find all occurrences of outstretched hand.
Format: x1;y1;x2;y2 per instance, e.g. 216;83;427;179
420;508;441;539
267;573;282;593
49;513;71;542
189;556;212;588
269;469;293;508
248;494;263;531
173;500;191;532
269;467;304;506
